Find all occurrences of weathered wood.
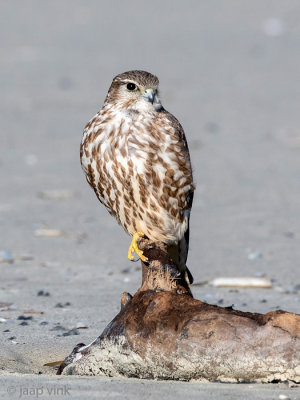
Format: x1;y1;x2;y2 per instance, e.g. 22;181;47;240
58;238;300;382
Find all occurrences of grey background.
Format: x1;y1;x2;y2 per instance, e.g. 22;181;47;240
0;1;299;399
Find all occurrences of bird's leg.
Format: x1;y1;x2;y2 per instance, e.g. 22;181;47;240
128;232;148;262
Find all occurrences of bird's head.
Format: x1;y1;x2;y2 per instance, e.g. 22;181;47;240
105;70;163;113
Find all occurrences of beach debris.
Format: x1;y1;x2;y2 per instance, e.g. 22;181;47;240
274;285;300;294
15;254;34;261
58;236;300;382
34;227;86;240
209;277;272;288
61;328;79;337
0;317;7;323
37;190;74;200
0;250;13;263
191;280;208;287
76;322;88;329
44;360;65;367
55;302;71;308
50;325;67;332
0;302;14;311
248;251;262;261
34;228;64;237
23;310;44;314
279;395;291;400
40;261;61;268
37;290;50;297
18;315;33;321
8;335;19;344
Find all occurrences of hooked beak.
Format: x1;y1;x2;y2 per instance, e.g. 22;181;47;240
142;88;155;104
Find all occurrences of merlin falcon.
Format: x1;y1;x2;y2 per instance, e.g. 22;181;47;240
80;70;195;289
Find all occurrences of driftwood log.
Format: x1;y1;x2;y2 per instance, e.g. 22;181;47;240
58;239;300;382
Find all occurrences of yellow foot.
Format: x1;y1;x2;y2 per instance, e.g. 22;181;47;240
128;232;148;262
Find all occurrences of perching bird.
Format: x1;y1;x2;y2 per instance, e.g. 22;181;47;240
80;70;194;290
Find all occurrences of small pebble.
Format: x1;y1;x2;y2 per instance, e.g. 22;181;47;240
0;303;16;311
0;250;14;263
50;325;67;331
17;315;33;321
3;329;10;332
55;302;71;308
39;321;49;326
123;277;130;283
76;322;88;329
279;394;291;400
248;251;262;261
19;321;29;326
260;299;267;303
62;328;80;337
8;336;16;340
37;290;50;297
217;299;224;305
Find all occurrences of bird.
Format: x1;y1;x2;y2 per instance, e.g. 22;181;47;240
80;70;195;291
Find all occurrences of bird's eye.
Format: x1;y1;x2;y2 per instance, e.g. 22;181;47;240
126;83;137;91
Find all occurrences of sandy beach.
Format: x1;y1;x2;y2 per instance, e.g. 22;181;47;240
0;1;299;398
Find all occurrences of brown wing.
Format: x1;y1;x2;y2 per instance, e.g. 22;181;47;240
160;110;194;286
